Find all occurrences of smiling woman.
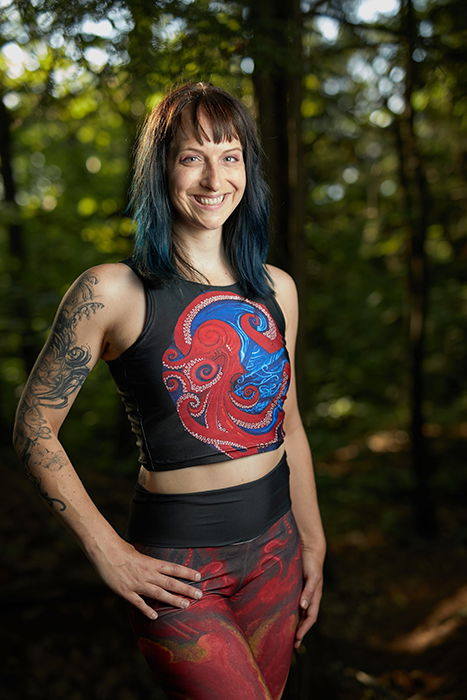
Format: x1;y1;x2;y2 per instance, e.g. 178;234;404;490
130;82;272;297
167;111;246;242
13;82;325;699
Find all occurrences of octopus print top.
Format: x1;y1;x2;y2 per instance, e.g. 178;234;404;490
107;263;290;471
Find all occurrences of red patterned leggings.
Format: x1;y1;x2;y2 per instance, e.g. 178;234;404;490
128;510;303;699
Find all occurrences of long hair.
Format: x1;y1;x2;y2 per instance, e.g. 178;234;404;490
129;82;272;298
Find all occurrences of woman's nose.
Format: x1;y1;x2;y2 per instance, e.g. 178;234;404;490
200;162;221;191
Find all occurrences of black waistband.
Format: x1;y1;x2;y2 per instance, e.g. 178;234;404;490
126;453;291;547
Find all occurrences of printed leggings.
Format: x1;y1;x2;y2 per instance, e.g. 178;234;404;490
128;510;303;699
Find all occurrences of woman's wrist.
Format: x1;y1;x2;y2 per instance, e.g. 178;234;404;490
77;516;123;563
300;538;326;561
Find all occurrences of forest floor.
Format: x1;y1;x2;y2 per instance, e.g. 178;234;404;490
2;430;467;700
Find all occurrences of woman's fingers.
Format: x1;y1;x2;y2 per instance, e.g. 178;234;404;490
92;539;205;617
156;558;202;583
125;576;203;620
153;573;203;600
294;573;323;648
128;591;160;620
299;577;321;615
124;551;204;615
141;554;203;600
144;583;203;609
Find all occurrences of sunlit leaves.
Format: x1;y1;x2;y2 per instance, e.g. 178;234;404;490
0;0;465;458
81;217;136;253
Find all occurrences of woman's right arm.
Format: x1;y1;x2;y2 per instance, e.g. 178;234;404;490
12;265;202;619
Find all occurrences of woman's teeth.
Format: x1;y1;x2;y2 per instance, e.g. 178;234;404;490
194;195;224;205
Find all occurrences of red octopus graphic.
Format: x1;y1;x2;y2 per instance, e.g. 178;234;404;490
162;292;290;457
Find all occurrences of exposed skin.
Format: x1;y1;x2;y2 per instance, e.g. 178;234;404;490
12;267;203;621
13;113;325;648
167;109;246;242
271;266;326;648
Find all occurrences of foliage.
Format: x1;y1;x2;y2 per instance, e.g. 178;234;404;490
1;0;465;465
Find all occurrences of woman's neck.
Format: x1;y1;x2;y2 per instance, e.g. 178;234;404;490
172;228;236;285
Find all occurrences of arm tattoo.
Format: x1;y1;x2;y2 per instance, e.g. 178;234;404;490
15;273;104;511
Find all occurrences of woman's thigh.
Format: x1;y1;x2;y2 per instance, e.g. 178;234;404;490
230;510;303;698
130;595;273;699
128;511;302;699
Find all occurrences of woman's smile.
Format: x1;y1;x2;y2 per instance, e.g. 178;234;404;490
192;194;226;207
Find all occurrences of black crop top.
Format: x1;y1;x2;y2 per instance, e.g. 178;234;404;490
106;265;291;471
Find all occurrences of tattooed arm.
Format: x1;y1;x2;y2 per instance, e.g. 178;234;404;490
12;264;202;618
13;271;105;511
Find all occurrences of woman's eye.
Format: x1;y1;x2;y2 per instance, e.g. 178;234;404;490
180;155;200;163
224;155;239;162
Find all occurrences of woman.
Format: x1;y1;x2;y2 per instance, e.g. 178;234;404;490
13;82;325;699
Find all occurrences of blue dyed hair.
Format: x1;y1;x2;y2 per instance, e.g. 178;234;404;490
129;82;273;298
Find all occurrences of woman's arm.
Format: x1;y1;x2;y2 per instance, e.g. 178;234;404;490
13;265;202;618
269;265;326;648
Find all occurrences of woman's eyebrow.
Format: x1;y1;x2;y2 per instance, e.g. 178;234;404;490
174;143;243;154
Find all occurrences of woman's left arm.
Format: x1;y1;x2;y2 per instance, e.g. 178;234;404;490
269;265;326;649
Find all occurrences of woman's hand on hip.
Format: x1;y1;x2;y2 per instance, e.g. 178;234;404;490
294;547;324;648
91;537;203;620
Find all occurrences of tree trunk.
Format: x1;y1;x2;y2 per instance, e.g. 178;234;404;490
0;90;37;374
248;0;305;278
246;5;331;697
112;0;161;462
247;0;307;399
396;0;437;537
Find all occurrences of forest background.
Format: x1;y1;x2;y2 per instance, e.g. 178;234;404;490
1;0;466;698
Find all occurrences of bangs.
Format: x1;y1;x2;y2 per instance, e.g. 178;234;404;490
169;92;246;146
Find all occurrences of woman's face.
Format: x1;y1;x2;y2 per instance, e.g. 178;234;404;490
167;110;246;238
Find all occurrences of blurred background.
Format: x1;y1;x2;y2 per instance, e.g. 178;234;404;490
1;0;466;698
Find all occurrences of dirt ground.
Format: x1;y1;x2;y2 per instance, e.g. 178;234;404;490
2;435;467;700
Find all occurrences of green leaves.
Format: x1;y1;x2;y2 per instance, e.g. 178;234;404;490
1;0;465;465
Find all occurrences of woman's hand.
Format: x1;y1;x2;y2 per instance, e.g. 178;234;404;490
91;537;203;620
294;547;324;648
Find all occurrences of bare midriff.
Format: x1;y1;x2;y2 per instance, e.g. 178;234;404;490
137;446;285;494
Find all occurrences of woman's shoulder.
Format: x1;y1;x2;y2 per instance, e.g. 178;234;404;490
264;264;298;328
73;261;144;301
58;263;146;332
72;263;147;360
265;264;297;297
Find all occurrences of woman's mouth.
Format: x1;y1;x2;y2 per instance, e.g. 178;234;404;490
193;195;225;206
